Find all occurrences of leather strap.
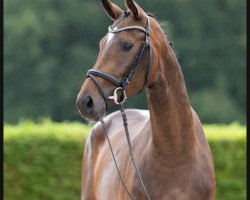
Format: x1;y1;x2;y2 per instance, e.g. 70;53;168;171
87;69;121;87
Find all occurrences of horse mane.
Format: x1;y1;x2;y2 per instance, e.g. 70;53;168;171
146;12;173;48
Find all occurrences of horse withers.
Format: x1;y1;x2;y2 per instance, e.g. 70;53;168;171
76;0;216;199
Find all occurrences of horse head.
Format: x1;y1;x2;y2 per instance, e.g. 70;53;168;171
76;0;166;121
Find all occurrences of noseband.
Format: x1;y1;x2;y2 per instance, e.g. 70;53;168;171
87;15;151;108
86;14;152;200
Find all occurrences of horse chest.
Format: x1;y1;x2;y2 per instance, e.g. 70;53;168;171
91;136;213;199
95;139;150;199
95;151;194;200
95;167;194;200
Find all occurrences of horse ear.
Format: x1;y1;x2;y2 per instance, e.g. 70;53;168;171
101;0;124;21
125;0;144;21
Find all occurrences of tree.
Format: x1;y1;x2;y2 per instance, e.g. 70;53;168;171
4;0;246;124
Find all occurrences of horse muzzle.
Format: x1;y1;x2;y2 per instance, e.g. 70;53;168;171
76;93;106;121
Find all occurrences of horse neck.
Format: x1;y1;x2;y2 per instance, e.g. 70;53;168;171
147;37;197;159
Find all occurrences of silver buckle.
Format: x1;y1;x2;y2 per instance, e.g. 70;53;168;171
108;87;127;105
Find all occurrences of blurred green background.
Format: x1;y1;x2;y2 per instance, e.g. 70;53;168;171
4;0;246;124
4;0;246;199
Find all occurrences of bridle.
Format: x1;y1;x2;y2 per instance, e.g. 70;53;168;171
87;14;151;109
86;13;152;200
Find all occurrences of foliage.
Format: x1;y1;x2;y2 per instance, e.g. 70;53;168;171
204;123;246;199
4;120;246;200
4;119;90;200
4;0;246;124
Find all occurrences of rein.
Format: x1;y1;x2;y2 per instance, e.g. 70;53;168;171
87;15;152;200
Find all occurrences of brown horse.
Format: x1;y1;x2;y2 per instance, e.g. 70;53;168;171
76;0;216;199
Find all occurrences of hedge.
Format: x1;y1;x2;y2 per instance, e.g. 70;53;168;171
4;119;246;200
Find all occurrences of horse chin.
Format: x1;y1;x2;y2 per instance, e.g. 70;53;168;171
79;106;106;123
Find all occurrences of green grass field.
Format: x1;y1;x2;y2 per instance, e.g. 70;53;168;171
4;119;246;200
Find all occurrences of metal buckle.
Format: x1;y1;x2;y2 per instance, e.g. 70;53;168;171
108;87;127;105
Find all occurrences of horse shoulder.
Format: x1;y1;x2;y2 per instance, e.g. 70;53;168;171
81;121;106;200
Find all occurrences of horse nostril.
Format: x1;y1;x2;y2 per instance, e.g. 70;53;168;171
86;96;93;109
76;95;94;112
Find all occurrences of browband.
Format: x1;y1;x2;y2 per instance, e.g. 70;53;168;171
108;25;150;36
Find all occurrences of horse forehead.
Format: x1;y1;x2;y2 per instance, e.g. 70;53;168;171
106;27;117;43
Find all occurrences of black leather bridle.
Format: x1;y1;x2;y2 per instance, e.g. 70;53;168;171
87;15;151;109
86;14;152;200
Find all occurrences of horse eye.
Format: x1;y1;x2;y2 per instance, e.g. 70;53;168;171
122;42;134;51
